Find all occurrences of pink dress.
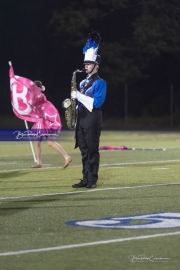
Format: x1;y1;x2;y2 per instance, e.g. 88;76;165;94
31;92;61;140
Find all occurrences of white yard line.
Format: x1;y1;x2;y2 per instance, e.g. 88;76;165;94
0;159;180;173
0;231;179;257
0;154;33;156
102;159;180;166
0;152;76;157
0;162;17;165
0;165;82;172
152;168;169;170
0;183;180;201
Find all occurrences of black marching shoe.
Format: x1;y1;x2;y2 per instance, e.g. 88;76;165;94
72;180;87;188
86;182;97;188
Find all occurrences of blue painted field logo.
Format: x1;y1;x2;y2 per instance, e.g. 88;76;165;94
66;213;180;229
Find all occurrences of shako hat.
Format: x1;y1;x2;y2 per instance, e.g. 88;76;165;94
83;30;101;65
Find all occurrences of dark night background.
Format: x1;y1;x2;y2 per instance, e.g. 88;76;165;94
1;0;180;128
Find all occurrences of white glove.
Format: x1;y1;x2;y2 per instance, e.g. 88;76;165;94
71;91;80;99
71;91;94;112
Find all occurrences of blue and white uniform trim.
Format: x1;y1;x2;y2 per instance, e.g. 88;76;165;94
79;77;106;110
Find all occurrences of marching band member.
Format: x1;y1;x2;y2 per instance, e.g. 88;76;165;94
71;31;107;188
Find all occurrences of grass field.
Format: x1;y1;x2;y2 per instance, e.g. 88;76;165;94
0;130;180;270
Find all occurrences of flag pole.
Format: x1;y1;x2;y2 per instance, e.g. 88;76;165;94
131;148;166;151
24;120;37;162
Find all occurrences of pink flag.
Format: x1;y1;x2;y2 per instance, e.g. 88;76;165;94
9;62;62;131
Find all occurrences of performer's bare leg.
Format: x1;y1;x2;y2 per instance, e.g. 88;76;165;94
47;141;72;168
31;141;42;168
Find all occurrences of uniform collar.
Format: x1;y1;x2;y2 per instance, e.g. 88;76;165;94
86;72;98;80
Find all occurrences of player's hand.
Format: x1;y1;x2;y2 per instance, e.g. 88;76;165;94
71;91;81;100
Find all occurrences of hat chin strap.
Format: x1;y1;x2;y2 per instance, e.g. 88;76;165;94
87;63;97;75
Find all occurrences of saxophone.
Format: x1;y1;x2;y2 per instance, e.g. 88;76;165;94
62;69;82;129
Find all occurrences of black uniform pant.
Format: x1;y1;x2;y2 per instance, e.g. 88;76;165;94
75;108;102;184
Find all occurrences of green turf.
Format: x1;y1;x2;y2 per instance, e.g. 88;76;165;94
0;130;180;270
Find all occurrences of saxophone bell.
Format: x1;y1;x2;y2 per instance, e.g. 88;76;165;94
62;98;71;109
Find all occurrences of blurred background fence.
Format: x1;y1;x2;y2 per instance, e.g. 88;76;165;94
1;80;180;130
